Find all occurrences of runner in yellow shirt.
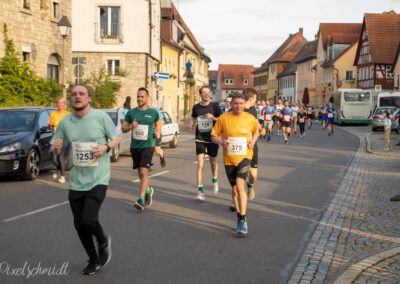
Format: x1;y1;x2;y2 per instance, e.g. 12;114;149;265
211;93;259;235
48;98;70;183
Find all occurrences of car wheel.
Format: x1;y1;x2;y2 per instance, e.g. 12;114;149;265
169;133;178;148
23;149;40;180
110;145;120;162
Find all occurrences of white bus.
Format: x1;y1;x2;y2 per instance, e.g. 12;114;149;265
331;89;373;125
376;92;400;109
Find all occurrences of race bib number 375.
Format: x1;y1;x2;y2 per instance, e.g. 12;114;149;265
227;137;247;156
72;142;98;167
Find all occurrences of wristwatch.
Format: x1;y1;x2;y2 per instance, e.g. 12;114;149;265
106;144;111;153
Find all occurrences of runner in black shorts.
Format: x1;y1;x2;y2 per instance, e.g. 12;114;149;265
122;87;161;211
190;85;222;202
306;103;314;129
243;88;261;201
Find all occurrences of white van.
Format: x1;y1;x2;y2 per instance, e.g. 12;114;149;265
376;92;400;109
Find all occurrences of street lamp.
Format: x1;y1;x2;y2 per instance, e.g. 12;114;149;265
57;16;71;100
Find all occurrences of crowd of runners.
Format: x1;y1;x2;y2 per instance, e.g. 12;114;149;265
50;84;336;275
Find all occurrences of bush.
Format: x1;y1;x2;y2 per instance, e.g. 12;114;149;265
0;23;62;107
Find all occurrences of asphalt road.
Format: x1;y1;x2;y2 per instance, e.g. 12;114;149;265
0;123;361;284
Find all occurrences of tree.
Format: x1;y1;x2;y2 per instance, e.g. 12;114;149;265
0;23;61;107
82;66;121;109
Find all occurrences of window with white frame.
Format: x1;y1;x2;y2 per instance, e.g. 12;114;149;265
99;6;121;39
225;79;233;85
52;0;60;19
107;59;120;76
243;79;248;85
386;65;393;78
345;70;354;81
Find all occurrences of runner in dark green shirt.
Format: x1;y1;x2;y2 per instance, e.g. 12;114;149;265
122;87;161;211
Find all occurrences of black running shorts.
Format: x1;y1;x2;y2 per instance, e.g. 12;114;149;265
251;146;258;168
195;141;219;157
130;147;154;169
281;121;290;128
224;158;251;187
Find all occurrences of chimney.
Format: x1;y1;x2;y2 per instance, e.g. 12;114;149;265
299;28;303;35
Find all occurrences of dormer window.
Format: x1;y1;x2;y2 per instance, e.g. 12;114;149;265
243;79;248;85
225;79;233;85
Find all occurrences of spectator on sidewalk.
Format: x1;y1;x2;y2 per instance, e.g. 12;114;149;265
123;96;131;109
383;111;392;151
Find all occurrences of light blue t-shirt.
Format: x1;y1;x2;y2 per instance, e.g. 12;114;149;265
51;108;120;191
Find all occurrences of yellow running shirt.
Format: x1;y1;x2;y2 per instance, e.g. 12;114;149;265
211;111;259;166
48;110;70;130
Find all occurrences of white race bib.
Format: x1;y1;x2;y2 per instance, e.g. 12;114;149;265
132;124;149;141
197;116;213;132
308;110;312;114
265;114;272;121
284;115;291;122
328;113;334;118
227;137;247;156
299;117;305;123
72;142;98;167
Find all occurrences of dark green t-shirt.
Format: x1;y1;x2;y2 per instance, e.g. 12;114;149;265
124;107;160;148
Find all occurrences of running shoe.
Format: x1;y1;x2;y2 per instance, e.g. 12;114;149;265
247;188;255;200
97;235;112;268
160;156;166;168
196;191;205;202
285;140;288;144
328;132;331;136
212;183;219;195
57;176;66;184
81;260;100;275
52;172;59;180
134;199;145;211
145;187;154;206
236;219;248;235
229;204;236;212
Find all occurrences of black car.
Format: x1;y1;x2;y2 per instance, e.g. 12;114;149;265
0;107;56;180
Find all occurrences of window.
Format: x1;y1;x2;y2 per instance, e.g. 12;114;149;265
243;79;248;85
345;70;354;81
162;112;172;124
224;79;233;85
22;52;30;62
52;0;60;18
344;92;370;102
38;111;50;129
47;55;60;83
23;0;31;10
386;65;393;78
100;6;121;39
107;60;120;76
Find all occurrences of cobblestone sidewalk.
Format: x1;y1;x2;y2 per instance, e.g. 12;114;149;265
288;131;400;283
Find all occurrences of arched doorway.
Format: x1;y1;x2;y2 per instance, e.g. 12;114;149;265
47;54;61;83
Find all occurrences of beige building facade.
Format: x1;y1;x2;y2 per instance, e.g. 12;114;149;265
71;0;161;108
0;0;72;89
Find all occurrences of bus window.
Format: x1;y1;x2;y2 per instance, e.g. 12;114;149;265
379;97;400;108
344;92;370;102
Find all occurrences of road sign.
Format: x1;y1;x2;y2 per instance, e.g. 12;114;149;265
154;72;169;79
375;84;382;92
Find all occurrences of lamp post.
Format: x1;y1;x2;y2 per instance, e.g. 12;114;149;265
57;16;71;100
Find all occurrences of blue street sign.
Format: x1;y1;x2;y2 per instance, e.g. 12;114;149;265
154;72;169;79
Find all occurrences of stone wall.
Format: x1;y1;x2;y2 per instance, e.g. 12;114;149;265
0;0;72;86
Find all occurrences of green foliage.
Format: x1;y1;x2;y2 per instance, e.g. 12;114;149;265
81;66;121;109
0;23;62;107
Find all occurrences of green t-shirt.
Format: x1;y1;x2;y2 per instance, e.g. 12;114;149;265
51;108;120;191
124;107;160;148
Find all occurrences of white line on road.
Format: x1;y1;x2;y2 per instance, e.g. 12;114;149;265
2;201;69;223
131;170;170;183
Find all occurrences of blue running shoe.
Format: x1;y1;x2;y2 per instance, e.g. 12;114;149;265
236;219;248;235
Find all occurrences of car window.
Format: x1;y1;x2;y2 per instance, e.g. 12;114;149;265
375;108;396;115
38;111;50;128
105;111;118;126
0;110;36;132
162;112;172;124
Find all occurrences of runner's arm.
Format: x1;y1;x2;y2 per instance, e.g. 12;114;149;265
155;119;162;139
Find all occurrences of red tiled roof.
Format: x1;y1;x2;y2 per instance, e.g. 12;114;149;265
319;23;362;50
294;40;317;63
364;13;400;64
265;31;307;64
165;4;211;63
208;70;218;81
218;64;255;90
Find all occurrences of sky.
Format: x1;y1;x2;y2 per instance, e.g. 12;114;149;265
173;0;399;70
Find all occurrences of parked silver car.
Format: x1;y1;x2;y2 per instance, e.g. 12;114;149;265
371;107;399;133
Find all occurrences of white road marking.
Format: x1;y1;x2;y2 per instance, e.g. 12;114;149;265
2;201;69;223
131;170;170;183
